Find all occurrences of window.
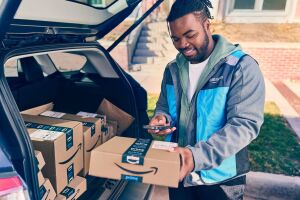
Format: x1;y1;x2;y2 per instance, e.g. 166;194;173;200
262;0;286;10
226;0;293;23
232;0;287;11
234;0;255;9
49;52;87;72
4;59;18;77
72;0;116;8
89;0;104;7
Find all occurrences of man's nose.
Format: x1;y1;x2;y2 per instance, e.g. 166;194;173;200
178;38;189;49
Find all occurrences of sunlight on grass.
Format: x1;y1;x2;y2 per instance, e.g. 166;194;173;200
249;102;300;176
147;94;159;118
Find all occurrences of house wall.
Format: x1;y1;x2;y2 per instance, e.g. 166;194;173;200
243;43;300;81
213;0;300;23
295;0;300;21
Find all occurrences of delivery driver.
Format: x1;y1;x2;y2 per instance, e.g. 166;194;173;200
148;0;265;199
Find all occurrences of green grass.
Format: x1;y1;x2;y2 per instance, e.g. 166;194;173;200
249;102;300;176
147;94;300;176
147;94;159;118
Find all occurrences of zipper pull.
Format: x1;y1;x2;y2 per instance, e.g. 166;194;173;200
188;104;192;111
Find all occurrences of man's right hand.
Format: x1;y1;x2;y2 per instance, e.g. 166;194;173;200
148;114;176;136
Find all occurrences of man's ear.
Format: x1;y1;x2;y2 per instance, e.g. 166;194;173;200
205;19;211;31
204;19;211;34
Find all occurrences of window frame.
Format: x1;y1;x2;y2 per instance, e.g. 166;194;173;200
225;0;296;23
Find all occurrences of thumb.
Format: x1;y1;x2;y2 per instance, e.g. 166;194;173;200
168;147;179;152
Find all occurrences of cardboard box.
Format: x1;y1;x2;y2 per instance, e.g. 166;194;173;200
40;110;102;177
76;111;108;144
107;120;118;137
89;136;180;188
101;124;113;143
23;103;102;177
22;114;83;193
39;179;56;200
96;99;134;135
35;150;46;170
54;176;86;200
76;111;106;125
38;171;45;187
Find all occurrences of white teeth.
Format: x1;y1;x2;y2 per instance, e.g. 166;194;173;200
184;49;194;55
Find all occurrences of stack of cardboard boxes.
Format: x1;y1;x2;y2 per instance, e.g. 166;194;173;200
25;114;86;199
22;98;129;199
35;150;56;200
23;98;179;198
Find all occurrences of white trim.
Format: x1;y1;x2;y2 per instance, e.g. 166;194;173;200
255;0;263;11
225;0;295;23
289;0;299;22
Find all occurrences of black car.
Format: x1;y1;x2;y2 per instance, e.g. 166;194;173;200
0;0;162;199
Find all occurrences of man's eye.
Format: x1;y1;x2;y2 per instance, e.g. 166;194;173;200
172;38;179;42
186;34;197;39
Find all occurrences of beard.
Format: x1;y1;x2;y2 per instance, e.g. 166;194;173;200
180;31;209;63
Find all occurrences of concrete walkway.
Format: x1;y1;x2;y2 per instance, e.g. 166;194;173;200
129;22;300;200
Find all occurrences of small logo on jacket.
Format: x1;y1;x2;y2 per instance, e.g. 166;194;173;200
209;76;223;84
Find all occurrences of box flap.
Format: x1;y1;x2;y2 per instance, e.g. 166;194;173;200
96;99;134;135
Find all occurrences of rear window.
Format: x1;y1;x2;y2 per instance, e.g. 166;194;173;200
72;0;116;8
49;52;87;72
4;60;18;77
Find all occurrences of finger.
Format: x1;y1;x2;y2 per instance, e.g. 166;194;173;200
179;170;186;182
156;127;176;135
147;129;160;134
149;118;159;126
149;115;166;126
168;148;188;181
178;152;186;181
168;146;180;152
148;128;173;136
156;115;167;125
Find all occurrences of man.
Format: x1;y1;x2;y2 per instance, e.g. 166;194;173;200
148;0;265;199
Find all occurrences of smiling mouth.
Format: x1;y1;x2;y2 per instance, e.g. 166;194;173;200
183;49;196;57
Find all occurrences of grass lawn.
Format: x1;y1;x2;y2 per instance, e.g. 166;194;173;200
147;94;300;176
249;102;300;176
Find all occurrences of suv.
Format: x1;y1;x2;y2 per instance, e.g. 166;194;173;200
0;0;162;199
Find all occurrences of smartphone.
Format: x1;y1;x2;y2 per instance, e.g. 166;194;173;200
143;125;173;131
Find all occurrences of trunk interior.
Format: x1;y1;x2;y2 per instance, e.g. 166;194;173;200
3;44;150;199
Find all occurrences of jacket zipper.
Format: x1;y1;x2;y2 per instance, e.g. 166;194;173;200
183;58;227;143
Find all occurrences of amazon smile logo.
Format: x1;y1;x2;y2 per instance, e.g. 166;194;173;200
114;163;158;175
59;143;82;165
86;135;101;153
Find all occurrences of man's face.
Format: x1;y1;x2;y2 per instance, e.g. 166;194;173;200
169;13;211;63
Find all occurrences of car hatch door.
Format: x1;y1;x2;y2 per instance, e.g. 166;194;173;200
0;0;21;41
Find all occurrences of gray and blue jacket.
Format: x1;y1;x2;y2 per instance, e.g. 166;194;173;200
154;35;265;186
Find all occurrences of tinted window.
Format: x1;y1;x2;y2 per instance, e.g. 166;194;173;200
49;52;87;72
263;0;286;10
4;59;18;77
234;0;255;9
72;0;116;8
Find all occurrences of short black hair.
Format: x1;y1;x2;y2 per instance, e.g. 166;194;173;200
167;0;213;22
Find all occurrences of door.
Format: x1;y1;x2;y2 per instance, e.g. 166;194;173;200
0;1;41;200
0;0;21;40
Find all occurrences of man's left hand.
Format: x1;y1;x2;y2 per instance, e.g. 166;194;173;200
169;147;194;181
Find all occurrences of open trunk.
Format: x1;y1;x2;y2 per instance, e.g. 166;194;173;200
3;42;150;199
